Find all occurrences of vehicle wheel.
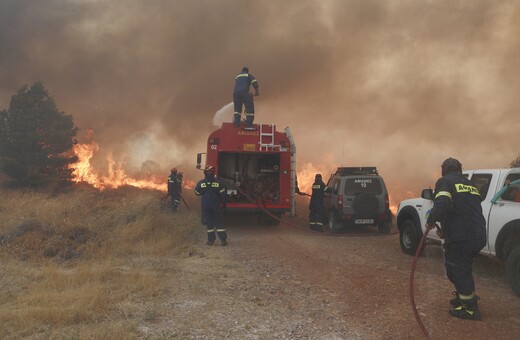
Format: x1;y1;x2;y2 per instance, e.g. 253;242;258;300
258;212;281;225
378;222;391;234
399;219;422;255
506;245;520;297
269;212;282;225
328;210;342;234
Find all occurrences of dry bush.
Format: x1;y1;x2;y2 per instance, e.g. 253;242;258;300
0;186;204;339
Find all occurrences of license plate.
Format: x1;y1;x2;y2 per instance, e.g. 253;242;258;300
355;219;374;224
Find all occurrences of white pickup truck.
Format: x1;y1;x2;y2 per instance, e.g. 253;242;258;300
397;168;520;296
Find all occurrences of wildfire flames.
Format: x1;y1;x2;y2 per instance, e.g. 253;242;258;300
70;132;402;213
69;130;193;191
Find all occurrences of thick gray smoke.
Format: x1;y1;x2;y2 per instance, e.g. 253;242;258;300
1;0;519;202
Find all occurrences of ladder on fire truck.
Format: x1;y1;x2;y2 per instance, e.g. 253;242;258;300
259;124;281;151
284;127;297;217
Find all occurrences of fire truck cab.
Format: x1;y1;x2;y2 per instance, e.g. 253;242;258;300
196;123;296;223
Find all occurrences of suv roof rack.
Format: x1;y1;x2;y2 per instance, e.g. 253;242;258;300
334;167;378;176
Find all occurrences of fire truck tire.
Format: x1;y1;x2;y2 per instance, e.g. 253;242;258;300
258;212;281;225
399;218;423;255
506;245;520;297
328;209;342;234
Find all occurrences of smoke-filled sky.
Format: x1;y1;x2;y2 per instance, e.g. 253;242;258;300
1;0;519;201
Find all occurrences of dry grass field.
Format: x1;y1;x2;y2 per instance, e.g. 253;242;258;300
0;187;202;339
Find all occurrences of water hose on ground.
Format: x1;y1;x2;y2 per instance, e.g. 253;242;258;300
235;185;397;237
409;223;435;339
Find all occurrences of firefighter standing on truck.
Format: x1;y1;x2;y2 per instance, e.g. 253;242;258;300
194;165;228;246
168;168;183;213
233;66;259;127
309;174;327;232
426;157;486;320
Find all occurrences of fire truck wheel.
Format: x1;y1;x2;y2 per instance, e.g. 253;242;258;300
258;212;281;225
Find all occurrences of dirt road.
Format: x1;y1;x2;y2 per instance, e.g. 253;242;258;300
156;214;520;339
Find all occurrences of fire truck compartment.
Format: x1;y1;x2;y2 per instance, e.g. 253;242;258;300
218;152;282;204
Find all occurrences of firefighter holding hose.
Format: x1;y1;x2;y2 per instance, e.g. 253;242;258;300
168;168;183;213
426;158;486;320
233;66;259;128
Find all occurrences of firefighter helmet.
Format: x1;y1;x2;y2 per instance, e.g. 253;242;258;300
204;165;215;174
441;157;462;176
315;174;322;180
242;66;249;73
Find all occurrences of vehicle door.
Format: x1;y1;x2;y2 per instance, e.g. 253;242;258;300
487;171;520;256
323;176;340;212
468;171;495;254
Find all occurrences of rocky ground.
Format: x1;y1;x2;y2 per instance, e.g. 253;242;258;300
143;214;520;339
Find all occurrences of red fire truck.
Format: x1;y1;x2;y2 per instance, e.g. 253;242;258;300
196;122;296;223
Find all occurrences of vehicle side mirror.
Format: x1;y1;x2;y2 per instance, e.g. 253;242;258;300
421;189;434;200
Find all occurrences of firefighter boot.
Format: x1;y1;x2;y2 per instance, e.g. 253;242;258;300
450;291;480;307
449;295;481;320
221;239;228;246
245;113;254;127
233;113;241;127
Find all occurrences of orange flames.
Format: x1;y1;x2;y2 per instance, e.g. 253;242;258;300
297;162;335;194
70;130;192;191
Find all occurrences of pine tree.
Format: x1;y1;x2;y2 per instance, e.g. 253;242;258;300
0;82;79;187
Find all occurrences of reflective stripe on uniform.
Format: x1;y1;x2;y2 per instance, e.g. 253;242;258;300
220;188;226;193
207;229;216;233
459;292;475;300
201;183;207;188
236;73;248;79
211;182;219;188
316;222;323;226
312;184;321;189
216;229;226;232
245;113;254;116
194;190;200;195
251;79;257;83
435;191;452;199
455;184;480;196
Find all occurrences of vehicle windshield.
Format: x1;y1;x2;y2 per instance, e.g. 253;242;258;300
344;178;382;195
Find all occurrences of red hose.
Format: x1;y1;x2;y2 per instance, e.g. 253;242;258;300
409;224;434;339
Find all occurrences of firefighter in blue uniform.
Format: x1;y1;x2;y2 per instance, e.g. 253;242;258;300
194;165;228;246
168;168;182;213
309;174;327;232
233;66;259;127
426;158;486;320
